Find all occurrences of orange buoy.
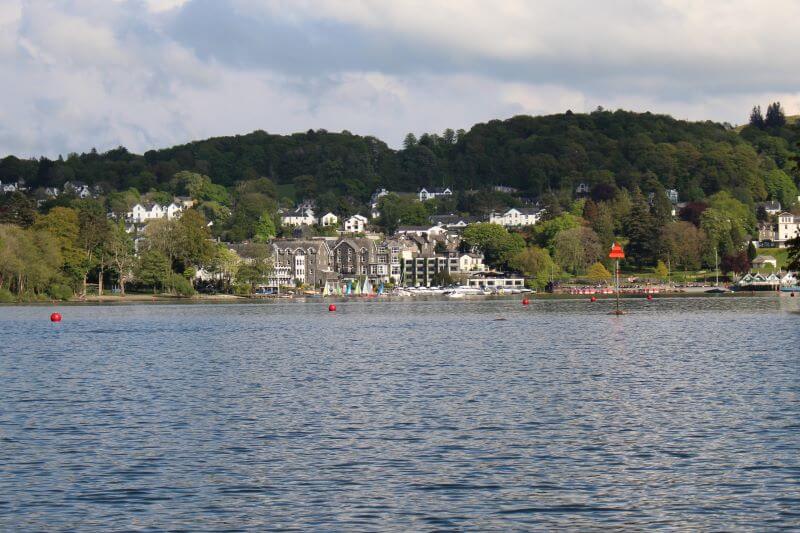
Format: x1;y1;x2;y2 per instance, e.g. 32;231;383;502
590;296;597;302
50;312;62;322
522;298;530;305
328;304;337;312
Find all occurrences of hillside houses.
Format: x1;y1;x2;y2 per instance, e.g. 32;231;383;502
126;202;185;223
488;207;545;227
758;212;800;247
418;187;453;202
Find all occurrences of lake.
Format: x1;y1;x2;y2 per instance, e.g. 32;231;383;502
1;296;799;530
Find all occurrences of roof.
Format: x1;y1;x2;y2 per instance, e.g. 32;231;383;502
753;255;777;262
759;200;781;209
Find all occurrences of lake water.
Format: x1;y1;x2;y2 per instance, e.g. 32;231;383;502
1;296;799;530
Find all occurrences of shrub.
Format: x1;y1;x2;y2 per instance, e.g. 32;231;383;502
0;289;15;303
167;273;195;297
47;283;73;301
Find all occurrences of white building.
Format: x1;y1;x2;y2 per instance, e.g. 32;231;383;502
127;202;184;223
418;187;453;202
489;207;544;227
777;212;800;245
281;206;318;226
63;181;92;199
458;253;486;272
395;225;447;238
343;214;369;233
321;212;339;227
575;182;590;195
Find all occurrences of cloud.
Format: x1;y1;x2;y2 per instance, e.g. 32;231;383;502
0;0;798;158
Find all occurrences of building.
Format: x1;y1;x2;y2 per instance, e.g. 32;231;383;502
63;181;92;198
127;202;185;223
466;272;525;290
429;214;480;231
758;200;782;216
493;185;518;194
174;196;196;209
331;237;378;280
418;187;453;202
575;182;590;195
395;225;447;238
320;212;339;227
270;239;334;288
667;189;679;204
488;207;544;227
1;180;27;193
759;212;800;247
458;253;486;273
280;206;318;226
343;214;369;233
752;255;778;270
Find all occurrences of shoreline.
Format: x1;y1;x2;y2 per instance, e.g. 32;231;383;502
0;290;787;306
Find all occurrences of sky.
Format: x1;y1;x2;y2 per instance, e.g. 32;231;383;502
1;0;798;158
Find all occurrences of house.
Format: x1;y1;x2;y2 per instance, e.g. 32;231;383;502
370;188;389;218
64;181;92;199
752;255;778;270
280;206;318;226
343;214;369;233
667;189;679;204
458;253;486;272
395;225;447;238
331;237;378;280
575;182;590;195
44;187;60;198
174;196;196;209
776;212;800;247
429;214;480;230
418;187;453;202
1;179;27;193
126;202;183;223
320;212;339;227
493;185;518;194
488;207;544;227
758;200;782;216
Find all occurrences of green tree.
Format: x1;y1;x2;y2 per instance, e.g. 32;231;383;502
253;212;277;243
787;235;800;271
137;249;171;293
508;246;557;290
624;187;655;266
764;169;798;209
462;223;525;268
106;221;136;296
586;261;612;283
654;260;669;280
553;226;602;274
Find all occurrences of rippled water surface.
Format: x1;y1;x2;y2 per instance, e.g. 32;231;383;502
1;296;799;530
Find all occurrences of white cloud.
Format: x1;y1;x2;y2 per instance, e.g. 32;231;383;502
0;0;799;157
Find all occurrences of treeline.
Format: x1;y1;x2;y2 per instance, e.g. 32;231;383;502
3;108;798;206
0;201;273;302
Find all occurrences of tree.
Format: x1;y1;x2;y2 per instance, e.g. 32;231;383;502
764;169;798;209
787;235;800;271
253;213;277;243
106;221;136;296
721;251;751;275
76;201;111;296
660;221;705;271
508;246;557;290
292;174;317;199
764;102;786;128
175;209;215;271
747;241;757;262
553;226;602;274
623;187;655;266
749;105;764;129
586;261;612;283
462;223;525;268
236;243;273;291
654;260;669;280
136;249;171;293
403;133;418;149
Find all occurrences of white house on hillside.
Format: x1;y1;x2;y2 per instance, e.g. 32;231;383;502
63;181;92;198
489;207;544;227
281;206;317;226
370;188;389;218
344;214;369;233
321;212;339;227
418;187;453;202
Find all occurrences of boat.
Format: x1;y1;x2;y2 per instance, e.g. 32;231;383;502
705;287;732;294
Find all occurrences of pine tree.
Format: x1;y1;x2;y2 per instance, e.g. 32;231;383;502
747;241;757;262
765;102;786;128
749;105;765;129
402;133;418;150
624;186;655;266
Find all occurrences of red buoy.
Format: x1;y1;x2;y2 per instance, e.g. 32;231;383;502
522;298;530;305
50;312;62;322
791;292;795;298
590;296;597;302
647;294;653;301
328;304;337;312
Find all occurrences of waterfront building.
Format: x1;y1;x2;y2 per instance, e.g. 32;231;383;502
466;271;525;290
270;239;333;287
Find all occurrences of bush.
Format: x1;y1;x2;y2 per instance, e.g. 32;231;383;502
0;288;15;303
167;273;195;297
233;283;252;296
47;283;73;301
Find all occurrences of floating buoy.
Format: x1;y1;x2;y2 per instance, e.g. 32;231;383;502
328;304;337;312
791;292;795;298
646;294;653;301
590;296;597;302
50;312;62;322
522;298;530;305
